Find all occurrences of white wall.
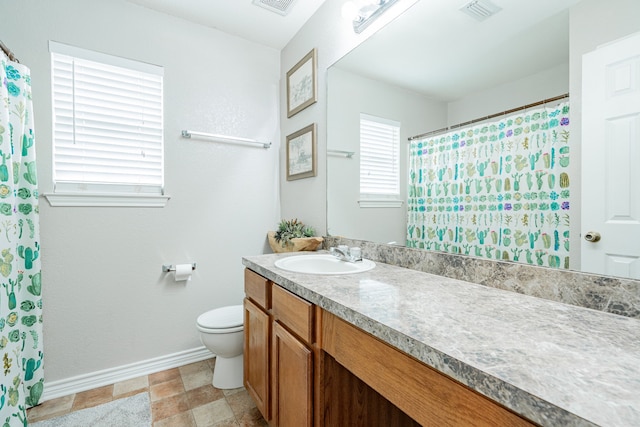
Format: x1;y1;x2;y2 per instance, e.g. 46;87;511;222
2;0;280;384
447;63;570;125
279;0;419;234
326;67;446;243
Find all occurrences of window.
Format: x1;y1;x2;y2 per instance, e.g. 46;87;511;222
359;113;402;208
46;41;168;207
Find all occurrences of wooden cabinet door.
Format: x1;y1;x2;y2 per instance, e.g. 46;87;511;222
243;298;270;421
272;321;313;427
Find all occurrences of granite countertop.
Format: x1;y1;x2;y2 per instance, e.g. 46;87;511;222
242;252;640;427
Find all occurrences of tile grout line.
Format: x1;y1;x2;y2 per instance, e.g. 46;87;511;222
27;358;266;426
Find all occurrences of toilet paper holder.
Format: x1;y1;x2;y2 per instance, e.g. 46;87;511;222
162;263;196;273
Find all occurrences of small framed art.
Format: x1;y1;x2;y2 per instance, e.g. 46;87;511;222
286;48;317;118
286;123;317;181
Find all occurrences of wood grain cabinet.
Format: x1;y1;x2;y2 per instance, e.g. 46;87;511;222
321;311;534;427
272;321;313;427
244;268;534;427
244;268;315;427
243;270;271;420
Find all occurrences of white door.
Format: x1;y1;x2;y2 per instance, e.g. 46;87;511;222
582;31;640;279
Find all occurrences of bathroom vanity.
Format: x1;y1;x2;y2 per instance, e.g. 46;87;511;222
242;253;640;427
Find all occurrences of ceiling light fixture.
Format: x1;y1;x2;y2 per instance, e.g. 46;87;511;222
349;0;400;34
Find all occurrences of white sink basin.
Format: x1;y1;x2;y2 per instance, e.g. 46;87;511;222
274;254;375;275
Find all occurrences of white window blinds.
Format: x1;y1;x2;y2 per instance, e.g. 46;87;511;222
50;41;164;195
359;113;400;198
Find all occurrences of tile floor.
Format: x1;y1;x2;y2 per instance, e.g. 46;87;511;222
26;358;268;427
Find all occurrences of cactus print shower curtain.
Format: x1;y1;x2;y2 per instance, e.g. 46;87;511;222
407;101;570;269
0;53;44;424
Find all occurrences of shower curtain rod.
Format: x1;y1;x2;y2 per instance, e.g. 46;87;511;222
0;40;19;63
408;93;569;141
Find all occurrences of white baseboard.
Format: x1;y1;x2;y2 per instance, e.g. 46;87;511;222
41;346;214;402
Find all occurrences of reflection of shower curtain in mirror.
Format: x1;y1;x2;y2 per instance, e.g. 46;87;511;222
407;102;570;268
0;52;44;422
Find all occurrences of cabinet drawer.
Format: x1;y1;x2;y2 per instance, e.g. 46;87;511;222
244;269;271;309
272;285;314;344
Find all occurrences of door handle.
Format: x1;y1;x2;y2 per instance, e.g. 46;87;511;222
584;231;601;242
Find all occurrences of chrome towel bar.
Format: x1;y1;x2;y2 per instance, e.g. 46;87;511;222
328;149;355;158
181;130;271;149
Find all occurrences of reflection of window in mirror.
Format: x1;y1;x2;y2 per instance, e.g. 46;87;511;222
358;113;402;208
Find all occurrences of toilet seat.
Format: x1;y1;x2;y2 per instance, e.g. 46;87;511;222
197;304;244;332
198;324;244;334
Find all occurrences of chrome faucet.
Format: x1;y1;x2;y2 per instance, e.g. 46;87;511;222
330;246;362;262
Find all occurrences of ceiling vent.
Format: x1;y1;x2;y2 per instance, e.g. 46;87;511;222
252;0;298;16
459;0;502;22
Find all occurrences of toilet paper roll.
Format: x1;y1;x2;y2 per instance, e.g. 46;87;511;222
174;264;193;282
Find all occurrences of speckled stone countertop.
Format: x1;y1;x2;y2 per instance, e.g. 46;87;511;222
242;252;640;427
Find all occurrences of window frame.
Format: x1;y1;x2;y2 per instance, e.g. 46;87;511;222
45;41;169;207
358;113;403;208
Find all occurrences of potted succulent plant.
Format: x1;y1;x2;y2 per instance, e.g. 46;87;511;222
267;218;323;253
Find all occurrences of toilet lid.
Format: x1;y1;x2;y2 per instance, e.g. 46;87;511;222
197;304;243;329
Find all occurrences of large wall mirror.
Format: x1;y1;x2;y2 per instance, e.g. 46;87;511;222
327;0;640;279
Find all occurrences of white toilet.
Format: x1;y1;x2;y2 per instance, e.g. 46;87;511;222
196;304;244;389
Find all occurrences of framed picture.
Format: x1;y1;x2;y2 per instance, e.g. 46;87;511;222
286;48;317;118
286;123;317;181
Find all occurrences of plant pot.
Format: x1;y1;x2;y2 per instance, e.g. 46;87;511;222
267;231;324;253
